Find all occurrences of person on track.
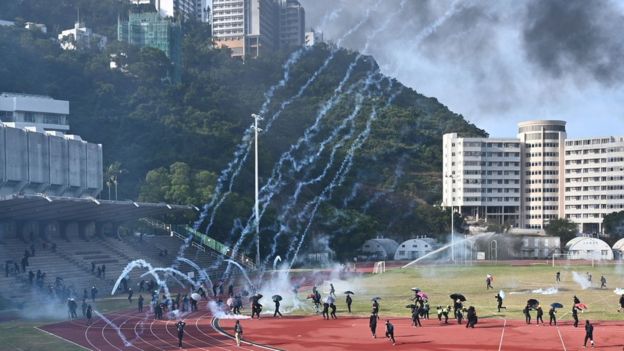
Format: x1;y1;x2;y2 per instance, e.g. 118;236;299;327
486;275;493;290
273;299;282;318
583;320;595;348
369;313;377;338
549;306;557;325
495;293;506;312
523;304;531;324
385;320;396;345
572;305;580;327
322;302;330;320
536;305;544;325
138;294;144;312
412;306;422;327
234;320;243;347
346;294;352;313
86;305;92;325
330;302;337;319
466;306;477;328
176;320;186;348
442;305;450;324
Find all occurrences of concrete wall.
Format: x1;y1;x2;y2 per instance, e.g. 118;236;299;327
0;125;102;198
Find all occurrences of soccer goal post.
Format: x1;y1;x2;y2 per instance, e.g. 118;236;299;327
551;253;572;267
373;261;386;274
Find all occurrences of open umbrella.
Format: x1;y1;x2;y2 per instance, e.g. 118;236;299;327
527;299;539;308
272;295;282;302
417;291;428;299
498;290;506;300
371;297;382;301
575;303;588;310
256;294;263;299
550;302;563;308
411;287;421;292
344;291;355;295
190;293;201;301
405;304;417;309
450;293;466;302
306;294;315;299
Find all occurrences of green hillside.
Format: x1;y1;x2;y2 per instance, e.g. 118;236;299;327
0;0;486;259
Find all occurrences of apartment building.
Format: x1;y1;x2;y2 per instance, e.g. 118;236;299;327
443;120;624;233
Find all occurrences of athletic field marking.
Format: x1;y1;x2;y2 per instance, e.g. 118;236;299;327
34;326;91;351
556;326;567;351
211;317;283;351
497;318;507;351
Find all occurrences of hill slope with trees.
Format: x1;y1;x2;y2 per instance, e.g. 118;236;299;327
0;1;486;259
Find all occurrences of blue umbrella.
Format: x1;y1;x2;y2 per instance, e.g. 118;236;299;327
550;302;563;308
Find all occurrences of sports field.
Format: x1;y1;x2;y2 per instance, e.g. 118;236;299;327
4;262;624;350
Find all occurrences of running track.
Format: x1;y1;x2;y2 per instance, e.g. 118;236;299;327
41;306;624;350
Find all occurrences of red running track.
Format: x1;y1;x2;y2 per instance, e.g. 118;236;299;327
41;307;624;351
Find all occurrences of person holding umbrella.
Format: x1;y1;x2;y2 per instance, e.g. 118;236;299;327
549;304;559;325
385;320;396;346
176;320;186;348
369;313;378;338
572;305;580;327
272;295;282;318
345;292;353;313
466;306;477;328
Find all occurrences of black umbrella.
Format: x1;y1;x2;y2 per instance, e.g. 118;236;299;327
411;287;421;292
450;293;466;302
272;295;282;302
527;299;539;307
344;291;355;295
256;294;263;299
550;302;563;308
371;297;382;301
406;304;417;309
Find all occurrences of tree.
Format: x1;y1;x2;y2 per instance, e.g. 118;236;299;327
603;210;624;241
545;218;578;248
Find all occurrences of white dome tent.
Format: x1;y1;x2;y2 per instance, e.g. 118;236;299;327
394;238;435;260
564;237;613;260
612;238;624;260
360;238;398;260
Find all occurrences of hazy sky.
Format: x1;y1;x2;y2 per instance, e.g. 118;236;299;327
300;0;624;138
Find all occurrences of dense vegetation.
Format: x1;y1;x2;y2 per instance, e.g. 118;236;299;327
0;0;486;260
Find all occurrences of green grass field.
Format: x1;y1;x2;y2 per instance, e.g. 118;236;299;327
2;262;623;350
328;263;624;321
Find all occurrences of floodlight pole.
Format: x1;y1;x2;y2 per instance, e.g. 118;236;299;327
252;114;263;268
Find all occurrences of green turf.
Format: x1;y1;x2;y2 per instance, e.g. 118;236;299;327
0;321;86;351
310;263;624;321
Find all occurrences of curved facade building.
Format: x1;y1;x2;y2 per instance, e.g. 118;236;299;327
517;120;566;229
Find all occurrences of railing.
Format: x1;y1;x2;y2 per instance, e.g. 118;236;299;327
139;218;255;269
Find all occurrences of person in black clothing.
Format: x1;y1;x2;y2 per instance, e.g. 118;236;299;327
442;305;450;324
330;303;337;319
138;295;144;312
81;299;87;318
412;307;422;327
584;320;595;348
556;271;561;282
574;295;581;304
101;264;106;279
495;294;506;312
536;305;544;325
322;302;330;320
618;294;624;312
86;305;93;325
466;306;477;328
369;313;378;338
346;294;352;313
176;320;186;348
572;306;579;327
273;299;282;318
600;275;606;289
20;256;27;273
91;286;98;301
549;307;557;325
128;288;134;303
385;320;396;345
372;300;380;316
456;307;463;324
523;304;531;324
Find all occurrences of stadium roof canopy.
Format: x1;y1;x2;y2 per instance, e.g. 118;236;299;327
0;194;197;222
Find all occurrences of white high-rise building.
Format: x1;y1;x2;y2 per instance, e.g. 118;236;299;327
131;0;209;22
443;120;624;234
211;0;304;58
58;22;108;51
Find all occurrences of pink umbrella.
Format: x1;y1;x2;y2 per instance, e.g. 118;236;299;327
417;291;428;299
575;303;588;310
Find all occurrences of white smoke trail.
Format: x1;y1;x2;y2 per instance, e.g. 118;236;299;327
93;310;133;347
571;271;592;290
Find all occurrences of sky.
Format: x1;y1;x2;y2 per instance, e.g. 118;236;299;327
300;0;624;138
